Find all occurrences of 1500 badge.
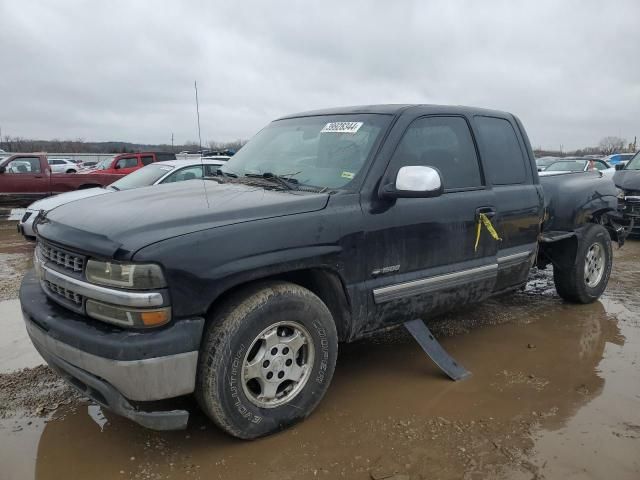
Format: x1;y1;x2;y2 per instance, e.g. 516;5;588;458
371;264;400;277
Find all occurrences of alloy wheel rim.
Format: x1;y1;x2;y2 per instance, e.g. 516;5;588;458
584;243;605;288
241;321;315;408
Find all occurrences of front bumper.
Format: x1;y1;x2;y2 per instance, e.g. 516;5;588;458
20;270;205;430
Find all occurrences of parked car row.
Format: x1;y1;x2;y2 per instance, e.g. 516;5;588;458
538;157;615;177
536;153;638;173
0;151;232;206
0;154;121;206
17;157;229;237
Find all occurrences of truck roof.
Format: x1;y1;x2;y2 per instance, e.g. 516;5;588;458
278;104;514;120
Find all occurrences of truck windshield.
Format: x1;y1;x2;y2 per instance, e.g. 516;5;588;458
625;152;640;170
219;114;391;189
109;164;174;190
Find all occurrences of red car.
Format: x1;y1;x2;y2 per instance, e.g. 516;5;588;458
87;152;176;175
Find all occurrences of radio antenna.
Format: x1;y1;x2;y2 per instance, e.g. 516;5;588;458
194;80;210;207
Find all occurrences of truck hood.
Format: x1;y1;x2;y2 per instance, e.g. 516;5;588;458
613;170;640;191
27;187;111;212
36;180;330;258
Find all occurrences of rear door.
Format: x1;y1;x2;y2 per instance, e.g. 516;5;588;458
362;115;499;331
472;115;542;291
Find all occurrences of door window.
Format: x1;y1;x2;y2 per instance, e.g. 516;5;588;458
161;165;203;183
594;161;609;171
116;157;138;169
6;157;41;173
391;116;482;190
474;116;527;185
204;164;223;176
141;155;154;166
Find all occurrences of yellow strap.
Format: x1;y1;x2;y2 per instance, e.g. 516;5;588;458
481;213;502;241
474;218;482;252
474;213;502;252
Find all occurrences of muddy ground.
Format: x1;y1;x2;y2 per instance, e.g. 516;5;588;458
0;219;638;480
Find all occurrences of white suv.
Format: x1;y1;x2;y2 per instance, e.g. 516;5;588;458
48;158;79;173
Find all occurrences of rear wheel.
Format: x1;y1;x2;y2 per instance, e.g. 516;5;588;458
196;281;338;439
553;224;612;303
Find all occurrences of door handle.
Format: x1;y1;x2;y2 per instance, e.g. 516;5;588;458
476;207;496;219
34;175;43;178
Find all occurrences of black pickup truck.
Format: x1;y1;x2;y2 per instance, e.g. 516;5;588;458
20;105;624;438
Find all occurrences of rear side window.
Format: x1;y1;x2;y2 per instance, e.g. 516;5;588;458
475;116;527;185
141;155;154;166
392;116;482;189
116;157;138;169
6;157;41;173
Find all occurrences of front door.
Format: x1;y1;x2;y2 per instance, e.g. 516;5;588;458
0;156;50;205
361;115;499;332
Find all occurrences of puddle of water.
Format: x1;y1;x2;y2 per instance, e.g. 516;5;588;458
0;298;43;373
87;405;108;432
0;290;630;480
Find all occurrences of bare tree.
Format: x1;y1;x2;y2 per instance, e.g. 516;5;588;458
598;136;626;155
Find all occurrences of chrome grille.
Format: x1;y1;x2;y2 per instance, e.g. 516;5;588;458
38;241;85;273
43;279;83;305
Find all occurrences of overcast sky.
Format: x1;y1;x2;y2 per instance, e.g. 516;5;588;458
1;0;639;150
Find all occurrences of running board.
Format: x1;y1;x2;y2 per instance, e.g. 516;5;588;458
404;319;471;381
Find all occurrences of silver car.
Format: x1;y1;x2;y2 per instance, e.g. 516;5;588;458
18;157;228;238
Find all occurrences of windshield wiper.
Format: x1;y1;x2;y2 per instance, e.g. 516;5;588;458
244;172;300;190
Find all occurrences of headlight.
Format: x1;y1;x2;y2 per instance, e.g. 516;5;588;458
86;260;166;289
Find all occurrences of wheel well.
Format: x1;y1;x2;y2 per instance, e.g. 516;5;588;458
537;221;607;270
205;268;353;342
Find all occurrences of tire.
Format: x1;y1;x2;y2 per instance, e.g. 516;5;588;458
196;281;338;439
553;224;612;303
66;169;76;173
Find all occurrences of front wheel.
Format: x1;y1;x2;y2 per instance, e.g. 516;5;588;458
196;281;338;439
553;224;612;303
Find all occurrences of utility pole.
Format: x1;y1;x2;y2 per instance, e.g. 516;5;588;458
171;132;174;152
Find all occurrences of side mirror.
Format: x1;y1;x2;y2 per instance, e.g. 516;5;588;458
615;164;625;171
381;166;444;199
114;164;120;169
0;166;5;174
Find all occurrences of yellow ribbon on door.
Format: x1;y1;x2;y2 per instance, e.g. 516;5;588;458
474;213;502;252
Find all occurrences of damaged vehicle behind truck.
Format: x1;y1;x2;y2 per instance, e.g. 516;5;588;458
20;105;625;439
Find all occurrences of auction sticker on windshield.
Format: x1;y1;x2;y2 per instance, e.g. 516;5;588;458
321;122;363;134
